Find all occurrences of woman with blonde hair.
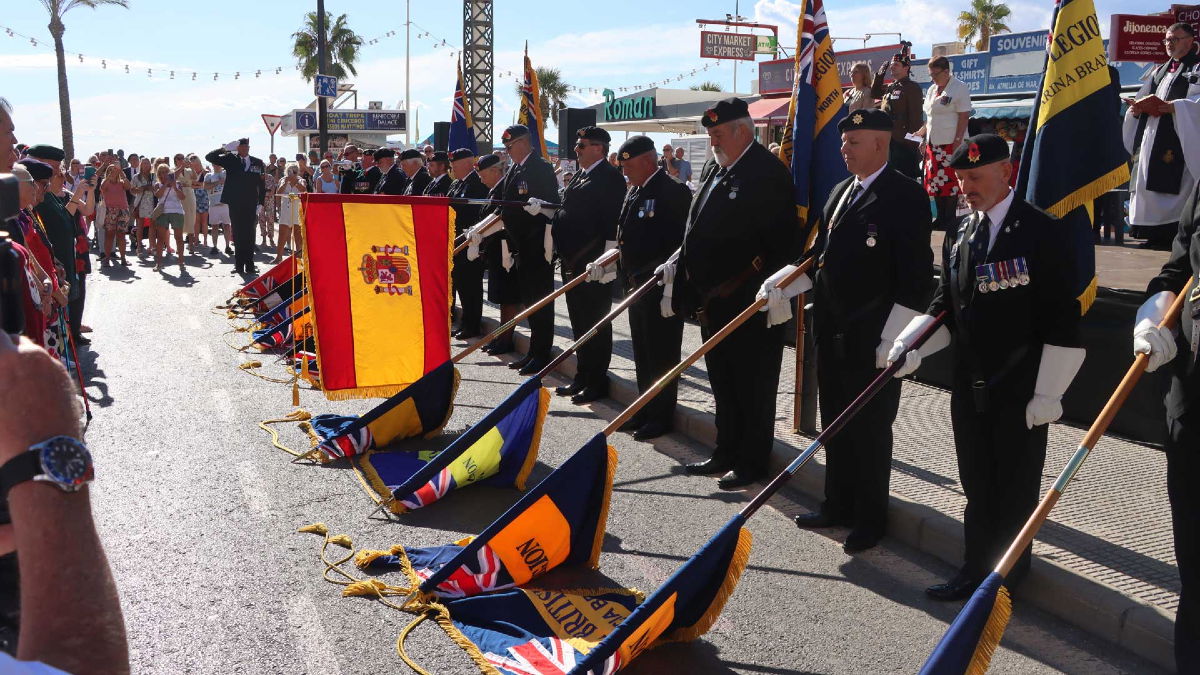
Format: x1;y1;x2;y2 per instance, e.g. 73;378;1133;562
130;157;155;258
274;163;306;263
844;62;876;112
152;163;186;273
190;155;210;253
173;153;198;256
98;163;131;268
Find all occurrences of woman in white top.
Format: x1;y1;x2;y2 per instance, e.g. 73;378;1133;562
205;167;233;255
173;154;199;255
916;55;972;233
843;62;876;112
152;163;187;273
130;158;156;258
274;163;306;263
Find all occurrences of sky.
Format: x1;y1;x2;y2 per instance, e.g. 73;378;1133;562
1;0;1147;160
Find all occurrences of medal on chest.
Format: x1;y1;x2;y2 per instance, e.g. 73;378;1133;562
518;179;528;195
727;178;740;200
865;222;878;248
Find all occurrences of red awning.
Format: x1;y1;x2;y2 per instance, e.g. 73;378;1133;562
747;97;790;121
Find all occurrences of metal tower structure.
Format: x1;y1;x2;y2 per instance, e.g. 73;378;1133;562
463;0;494;152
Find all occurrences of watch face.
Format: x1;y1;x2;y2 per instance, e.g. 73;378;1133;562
40;438;94;488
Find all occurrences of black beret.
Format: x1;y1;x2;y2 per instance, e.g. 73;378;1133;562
373;148;395;160
948;134;1010;170
837;108;893;133
450;148;476;162
617;135;655;161
576;126;610;144
476;154;502;171
399;148;423;161
430;151;450;163
238;138;250;145
25;144;64;162
701;97;751;128
17;158;53;181
501;124;530;142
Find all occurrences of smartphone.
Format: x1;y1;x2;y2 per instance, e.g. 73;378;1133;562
295;153;305;161
167;172;176;184
84;166;96;180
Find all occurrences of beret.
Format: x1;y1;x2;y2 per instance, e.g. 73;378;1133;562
617;135;655;161
238;138;250;145
450;148;476;162
17;158;53;180
576;126;610;144
948;133;1010;170
476;154;502;170
400;148;423;161
501;124;530;142
373;148;395;160
701;97;750;128
837;108;893;133
25;144;64;162
430;151;450;163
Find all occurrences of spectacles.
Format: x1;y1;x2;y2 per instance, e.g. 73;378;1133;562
1165;37;1191;44
574;141;597;148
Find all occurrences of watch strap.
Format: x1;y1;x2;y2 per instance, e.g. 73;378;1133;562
0;451;42;500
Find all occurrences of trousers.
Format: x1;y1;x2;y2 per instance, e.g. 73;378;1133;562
628;284;683;427
561;265;612;391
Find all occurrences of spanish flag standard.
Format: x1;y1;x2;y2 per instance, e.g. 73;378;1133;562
302;194;454;400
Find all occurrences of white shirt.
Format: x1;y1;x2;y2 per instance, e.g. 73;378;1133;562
1122;60;1200;226
636;168;664;189
580;157;604;175
981;188;1015;252
922;78;973;145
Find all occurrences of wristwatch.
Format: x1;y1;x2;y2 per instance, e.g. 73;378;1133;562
0;435;94;500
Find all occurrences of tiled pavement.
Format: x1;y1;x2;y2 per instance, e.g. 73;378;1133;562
475;278;1179;669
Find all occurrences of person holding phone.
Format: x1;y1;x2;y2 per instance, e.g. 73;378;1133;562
204;165;232;255
129;158;155;259
274;163;305;263
151;164;185;273
98;164;130;268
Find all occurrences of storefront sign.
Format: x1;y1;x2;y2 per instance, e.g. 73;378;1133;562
1172;4;1200;36
835;44;901;87
911;52;991;94
700;31;757;60
601;89;656;121
987;30;1050;94
758;58;794;95
292;109;407;133
1109;14;1174;63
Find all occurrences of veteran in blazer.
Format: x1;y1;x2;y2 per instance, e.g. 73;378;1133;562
447;149;490;339
206;138;266;274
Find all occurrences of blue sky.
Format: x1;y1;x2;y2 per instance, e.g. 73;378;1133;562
1;0;1146;159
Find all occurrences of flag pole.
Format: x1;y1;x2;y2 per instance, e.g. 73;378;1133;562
602;257;816;436
450;213;503;256
452;248;620;363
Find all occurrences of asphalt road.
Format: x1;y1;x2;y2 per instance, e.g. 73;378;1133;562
76;250;1161;674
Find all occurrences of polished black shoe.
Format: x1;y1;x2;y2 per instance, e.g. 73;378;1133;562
570;388;607;405
518;358;547;376
925;572;982;601
555;382;585;397
617;417;644;433
684;457;733;475
632;422;670;441
246;266;259;275
842;531;882;554
793;512;846;529
508;354;533;370
457;328;482;340
486;341;515;355
717;470;762;490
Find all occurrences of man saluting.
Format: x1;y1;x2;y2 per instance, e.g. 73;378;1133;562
206;138;265;274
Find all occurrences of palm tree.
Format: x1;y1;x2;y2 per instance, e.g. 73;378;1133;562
40;0;129;161
515;67;570;126
292;12;363;82
957;0;1012;52
690;81;723;92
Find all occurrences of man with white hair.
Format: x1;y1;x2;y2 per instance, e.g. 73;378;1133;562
206;138;265;275
0;97;17;172
401;149;431;196
662;97;798;489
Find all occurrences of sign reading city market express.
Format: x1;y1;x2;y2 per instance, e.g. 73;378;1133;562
292;109;407;133
1110;14;1175;63
700;31;757;60
602;89;655;122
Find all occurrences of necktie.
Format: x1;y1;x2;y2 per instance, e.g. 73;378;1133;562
830;181;862;228
968;213;991;266
695;167;727;215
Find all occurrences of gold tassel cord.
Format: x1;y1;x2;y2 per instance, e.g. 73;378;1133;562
396;612;438;675
965;584;1013;675
259;410;320;458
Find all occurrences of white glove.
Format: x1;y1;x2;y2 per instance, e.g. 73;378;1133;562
501;239;514;271
876;304;922;369
755;265;812;328
586;245;619;284
223;140;240;152
523;197;557;216
1025;344;1086;428
466;241;481;261
887;314;951;378
543;223;554;263
1133;290;1178;373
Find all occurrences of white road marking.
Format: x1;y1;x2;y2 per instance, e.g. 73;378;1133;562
235;461;271;518
287;595;342;675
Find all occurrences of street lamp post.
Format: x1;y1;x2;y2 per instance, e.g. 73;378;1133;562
316;0;329;155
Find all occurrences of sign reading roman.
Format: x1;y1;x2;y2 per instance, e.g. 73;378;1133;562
700;31;757;61
1109;14;1175;63
602;89;655;122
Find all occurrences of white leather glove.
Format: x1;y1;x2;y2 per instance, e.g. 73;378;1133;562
501;239;514;271
224;140;240;152
887;314;951;378
876;304;922;369
586;244;619;284
543;223;554;263
755;264;813;328
655;250;679;318
1133;290;1178;373
1025;344;1087;428
523;197;558;216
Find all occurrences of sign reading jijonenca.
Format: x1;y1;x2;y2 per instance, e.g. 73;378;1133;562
602;89;655;121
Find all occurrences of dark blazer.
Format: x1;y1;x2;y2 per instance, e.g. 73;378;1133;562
929;196;1081;399
495;155;559;258
617;168;689;287
374;165;408;195
674;142;798;316
404;167;432;196
447;171;489;235
812;167;934;355
1147;181;1200;423
423;173;452;197
204;149;265;207
551;159;625;271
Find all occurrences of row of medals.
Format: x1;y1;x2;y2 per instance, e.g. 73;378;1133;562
977;258;1031;294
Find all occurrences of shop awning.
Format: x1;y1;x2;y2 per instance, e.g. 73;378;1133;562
971;98;1034;120
747;97;790;121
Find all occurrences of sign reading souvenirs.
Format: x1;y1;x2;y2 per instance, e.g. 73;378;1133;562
700;31;757;60
1109;14;1176;62
988;30;1052;94
602;89;656;121
292;109;407;133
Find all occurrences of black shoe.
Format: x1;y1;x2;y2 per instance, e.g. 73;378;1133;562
793;512;847;529
632;422;670;441
842;531;882;554
253;244;261;253
571;387;607;405
225;245;234;255
684;457;733;475
246;266;259;275
555;382;585;397
509;354;533;370
518;358;547;376
925;572;982;601
717;470;762;490
457;329;481;340
617;417;644;433
484;340;514;355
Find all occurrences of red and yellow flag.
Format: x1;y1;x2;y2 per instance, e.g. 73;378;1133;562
302;194;453;400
